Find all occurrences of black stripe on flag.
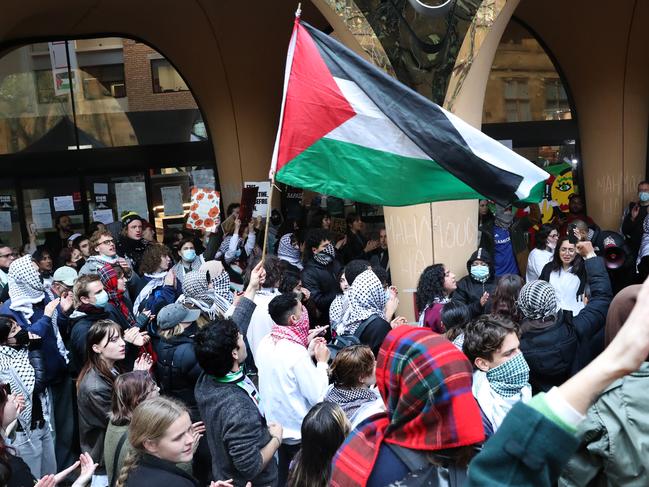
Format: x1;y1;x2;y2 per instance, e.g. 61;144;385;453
302;22;523;206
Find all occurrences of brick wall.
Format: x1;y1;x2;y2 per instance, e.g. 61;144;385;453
123;39;198;112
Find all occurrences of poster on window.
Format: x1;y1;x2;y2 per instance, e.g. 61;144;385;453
186;188;220;231
115;182;149;221
244;181;271;218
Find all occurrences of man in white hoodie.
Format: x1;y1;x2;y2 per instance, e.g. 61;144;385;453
462;316;532;436
256;292;330;486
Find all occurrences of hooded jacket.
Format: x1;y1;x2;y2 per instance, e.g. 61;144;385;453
452;248;496;318
519;257;612;393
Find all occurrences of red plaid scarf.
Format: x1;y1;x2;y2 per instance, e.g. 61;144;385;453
330;326;484;487
97;264;137;327
269;304;310;348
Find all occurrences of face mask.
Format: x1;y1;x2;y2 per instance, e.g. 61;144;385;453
182;249;197;262
234;248;242;259
292;305;310;334
486;352;530;397
94;290;109;309
639;192;649;203
470;264;490;282
313;243;335;266
10;328;29;348
385;288;392;302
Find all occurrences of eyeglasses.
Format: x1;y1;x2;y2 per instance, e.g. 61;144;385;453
98;239;114;246
548;233;559;238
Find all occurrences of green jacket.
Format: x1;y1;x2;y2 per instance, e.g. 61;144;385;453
559;362;649;487
467;401;579;486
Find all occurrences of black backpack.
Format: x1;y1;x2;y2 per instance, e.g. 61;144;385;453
327;316;376;359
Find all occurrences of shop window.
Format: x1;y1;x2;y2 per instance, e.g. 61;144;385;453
151;59;189;93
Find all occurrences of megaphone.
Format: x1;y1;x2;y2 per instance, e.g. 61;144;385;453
596;231;627;270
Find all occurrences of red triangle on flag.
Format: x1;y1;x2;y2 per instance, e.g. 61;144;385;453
276;23;356;171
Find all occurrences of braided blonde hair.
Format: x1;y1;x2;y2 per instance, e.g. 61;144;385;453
115;396;188;487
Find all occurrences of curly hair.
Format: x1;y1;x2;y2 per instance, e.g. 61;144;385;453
490;274;524;322
138;242;170;275
415;264;446;313
303;228;331;262
194;319;240;377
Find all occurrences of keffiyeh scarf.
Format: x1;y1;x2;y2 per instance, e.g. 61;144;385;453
0;346;36;432
329;293;349;334
277;233;303;270
173;254;205;284
330;327;484;487
518;280;559;321
270;304;310;348
338;270;386;335
98;264;137;327
325;386;379;420
8;255;45;320
133;271;167;315
181;269;233;319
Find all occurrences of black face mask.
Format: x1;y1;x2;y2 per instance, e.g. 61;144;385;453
10;328;29;348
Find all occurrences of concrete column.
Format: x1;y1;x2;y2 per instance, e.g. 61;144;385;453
385;0;520;321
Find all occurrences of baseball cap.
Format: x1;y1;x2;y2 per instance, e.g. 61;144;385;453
157;303;201;330
53;266;78;287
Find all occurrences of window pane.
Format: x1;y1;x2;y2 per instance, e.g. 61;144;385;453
483;22;573;123
0;37;206;154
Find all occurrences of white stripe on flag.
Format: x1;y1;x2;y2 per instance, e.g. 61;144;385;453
441;107;549;199
325;78;433;161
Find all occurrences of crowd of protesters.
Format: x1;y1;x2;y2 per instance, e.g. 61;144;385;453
0;189;648;487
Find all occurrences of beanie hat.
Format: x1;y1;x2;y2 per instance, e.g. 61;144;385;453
517;280;558;320
121;211;142;228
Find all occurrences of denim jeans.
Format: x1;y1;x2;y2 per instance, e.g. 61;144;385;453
12;425;56;478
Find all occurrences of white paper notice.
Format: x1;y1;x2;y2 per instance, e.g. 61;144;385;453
161;186;184;216
93;183;109;194
92;209;114;224
192;169;215;190
53;195;75;212
244;181;271;218
31;198;50;215
30;198;52;229
33;212;53;229
0;211;11;232
115;182;149;221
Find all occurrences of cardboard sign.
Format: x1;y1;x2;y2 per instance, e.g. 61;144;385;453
186;188;220;231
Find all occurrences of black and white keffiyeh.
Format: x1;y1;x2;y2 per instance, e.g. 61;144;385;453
329;293;349;334
325;386;380;420
278;233;303;270
8;255;45;320
518;280;559;320
181;269;233;319
0;346;37;432
173;254;205;284
338;270;387;335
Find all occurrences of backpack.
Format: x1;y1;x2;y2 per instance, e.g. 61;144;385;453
385;444;468;487
327;316;376;359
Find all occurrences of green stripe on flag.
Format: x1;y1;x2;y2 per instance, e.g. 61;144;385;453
515;180;546;204
276;137;482;206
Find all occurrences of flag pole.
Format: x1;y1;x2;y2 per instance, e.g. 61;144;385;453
262;3;301;264
260;175;276;263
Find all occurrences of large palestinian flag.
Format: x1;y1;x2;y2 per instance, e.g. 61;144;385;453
270;17;550;207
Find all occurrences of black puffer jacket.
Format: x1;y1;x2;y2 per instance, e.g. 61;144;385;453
519;257;612;393
301;258;342;323
154;323;202;419
452;248;497;318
